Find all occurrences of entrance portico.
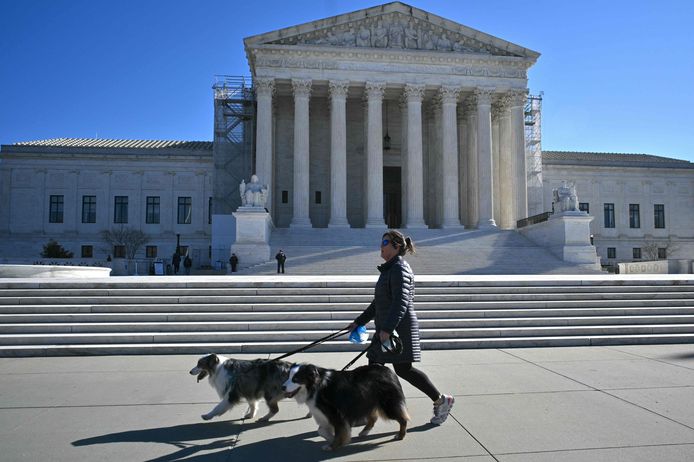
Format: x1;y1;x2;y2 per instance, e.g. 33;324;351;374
244;2;539;230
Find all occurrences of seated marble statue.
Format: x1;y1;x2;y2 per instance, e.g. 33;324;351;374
239;174;268;208
553;180;579;213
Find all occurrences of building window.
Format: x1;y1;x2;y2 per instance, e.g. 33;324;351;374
82;196;96;223
282;190;288;204
146;196;160;224
146;246;157;258
629;204;640;228
114;196;128;224
579;202;589;214
113;245;126;258
633;247;642;260
315;191;322;204
81;245;93;258
178;196;192;224
658;247;667;259
179;245;189;257
49;195;64;223
607;247;616;259
654;204;665;229
208;197;212;224
603;203;615;228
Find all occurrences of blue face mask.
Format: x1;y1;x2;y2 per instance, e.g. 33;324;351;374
349;325;369;344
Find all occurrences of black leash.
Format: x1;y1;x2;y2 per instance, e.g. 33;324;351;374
341;344;371;370
271;327;349;361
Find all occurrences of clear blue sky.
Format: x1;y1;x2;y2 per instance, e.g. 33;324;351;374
1;0;692;161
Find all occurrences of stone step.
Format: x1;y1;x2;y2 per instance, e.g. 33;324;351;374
4;315;694;333
2;306;694;323
3;324;694;345
3;333;694;357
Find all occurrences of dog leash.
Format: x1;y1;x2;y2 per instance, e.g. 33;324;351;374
271;327;350;361
341;345;370;371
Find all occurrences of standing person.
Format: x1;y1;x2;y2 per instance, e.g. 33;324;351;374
183;254;192;275
347;230;455;425
229;253;239;273
172;252;181;275
275;249;286;274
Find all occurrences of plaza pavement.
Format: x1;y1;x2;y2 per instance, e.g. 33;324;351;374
1;344;694;461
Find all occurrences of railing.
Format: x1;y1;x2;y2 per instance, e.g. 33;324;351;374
517;211;552;229
213;75;254;100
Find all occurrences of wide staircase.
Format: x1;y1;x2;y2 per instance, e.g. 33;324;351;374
1;276;694;356
240;228;601;275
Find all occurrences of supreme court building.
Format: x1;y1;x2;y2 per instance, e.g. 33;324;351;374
242;2;539;230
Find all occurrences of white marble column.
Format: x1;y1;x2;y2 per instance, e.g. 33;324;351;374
509;89;528;221
475;87;496;228
440;85;463;228
399;96;409;226
498;96;515;229
254;78;275;212
328;80;350;228
365;81;386;228
404;84;427;228
464;96;479;228
290;79;312;228
491;102;501;224
457;108;468;227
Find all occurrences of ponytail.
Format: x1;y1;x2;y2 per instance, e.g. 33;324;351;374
384;230;416;256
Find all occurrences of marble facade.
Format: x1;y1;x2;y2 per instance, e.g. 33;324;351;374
244;2;539;230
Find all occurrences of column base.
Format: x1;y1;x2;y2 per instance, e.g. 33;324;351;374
328;217;350;228
365;219;386;228
441;220;464;229
404;220;428;229
289;217;313;228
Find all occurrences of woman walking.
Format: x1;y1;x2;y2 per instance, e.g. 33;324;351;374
348;229;455;425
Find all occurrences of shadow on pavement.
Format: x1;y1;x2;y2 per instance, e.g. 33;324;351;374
71;420;436;461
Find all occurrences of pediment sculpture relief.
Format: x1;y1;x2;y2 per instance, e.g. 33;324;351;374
268;13;516;57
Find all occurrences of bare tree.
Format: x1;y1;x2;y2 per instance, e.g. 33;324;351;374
642;239;681;261
100;226;149;260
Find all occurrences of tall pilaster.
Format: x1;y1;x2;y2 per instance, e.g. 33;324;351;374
254;78;275;212
328;80;350;228
439;85;463;228
457;107;468;227
475;87;496;228
464;96;479;228
498;96;515;229
399;96;409;226
509;89;528;221
491;101;501;224
290;78;312;228
404;84;427;228
364;81;386;228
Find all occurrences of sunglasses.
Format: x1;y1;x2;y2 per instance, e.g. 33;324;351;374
381;238;398;247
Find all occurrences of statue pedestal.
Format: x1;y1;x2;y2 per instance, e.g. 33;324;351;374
230;207;272;268
519;211;601;270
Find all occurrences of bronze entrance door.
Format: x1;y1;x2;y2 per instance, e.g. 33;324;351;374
383;166;401;229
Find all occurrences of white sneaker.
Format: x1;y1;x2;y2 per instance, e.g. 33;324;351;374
430;394;455;425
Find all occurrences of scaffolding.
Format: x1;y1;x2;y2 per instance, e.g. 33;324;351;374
524;93;544;215
212;75;255;215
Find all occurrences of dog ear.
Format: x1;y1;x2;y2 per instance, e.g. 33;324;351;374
210;354;219;367
306;365;320;384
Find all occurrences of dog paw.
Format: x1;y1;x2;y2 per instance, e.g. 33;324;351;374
394;433;406;441
304;411;312;419
201;414;213;421
257;414;271;422
358;429;371;437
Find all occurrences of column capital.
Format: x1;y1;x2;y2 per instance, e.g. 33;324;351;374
328;80;350;100
438;85;461;104
254;78;275;97
291;78;312;98
403;83;425;102
474;87;495;105
365;81;386;100
506;88;527;108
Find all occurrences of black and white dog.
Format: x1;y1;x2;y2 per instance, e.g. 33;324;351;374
190;354;292;422
283;363;410;451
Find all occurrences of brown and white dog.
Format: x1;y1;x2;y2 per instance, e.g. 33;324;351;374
283;363;410;451
190;354;293;422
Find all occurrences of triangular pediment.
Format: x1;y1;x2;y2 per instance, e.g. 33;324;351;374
244;2;539;59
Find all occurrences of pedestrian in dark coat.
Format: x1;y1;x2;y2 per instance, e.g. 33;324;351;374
172;252;181;275
348;229;455;425
229;253;239;272
275;250;286;274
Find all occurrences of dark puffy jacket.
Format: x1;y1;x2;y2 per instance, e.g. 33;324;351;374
354;256;421;363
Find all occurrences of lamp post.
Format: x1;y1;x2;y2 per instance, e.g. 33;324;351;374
176;233;181;255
